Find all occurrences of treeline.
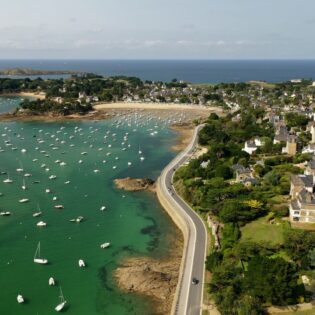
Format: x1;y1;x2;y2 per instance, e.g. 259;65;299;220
19;99;92;116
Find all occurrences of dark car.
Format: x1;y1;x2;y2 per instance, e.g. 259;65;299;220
192;277;199;285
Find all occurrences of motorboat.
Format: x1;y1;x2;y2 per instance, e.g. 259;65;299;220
100;242;110;249
0;211;11;216
19;198;29;203
78;259;85;267
17;294;24;304
36;221;47;227
54;205;64;209
49;277;55;286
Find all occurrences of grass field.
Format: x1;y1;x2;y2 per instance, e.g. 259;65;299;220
240;216;286;245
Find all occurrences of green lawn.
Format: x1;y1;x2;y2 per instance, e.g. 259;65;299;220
240;216;286;245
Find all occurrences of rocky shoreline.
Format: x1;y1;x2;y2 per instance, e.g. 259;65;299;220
114;177;155;192
115;233;183;315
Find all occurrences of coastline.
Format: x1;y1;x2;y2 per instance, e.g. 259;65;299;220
114;124;195;315
0;91;46;100
94;101;223;114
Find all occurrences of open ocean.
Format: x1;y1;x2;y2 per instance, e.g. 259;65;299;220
0;60;315;83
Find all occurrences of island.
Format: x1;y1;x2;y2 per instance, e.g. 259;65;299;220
0;67;82;76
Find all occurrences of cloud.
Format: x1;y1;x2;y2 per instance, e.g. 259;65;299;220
143;40;164;47
74;39;99;48
175;40;193;46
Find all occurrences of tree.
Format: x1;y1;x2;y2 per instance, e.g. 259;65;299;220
284;229;315;262
243;256;299;306
307;248;315;269
206;251;223;272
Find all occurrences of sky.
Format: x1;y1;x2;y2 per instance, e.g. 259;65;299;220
0;0;314;59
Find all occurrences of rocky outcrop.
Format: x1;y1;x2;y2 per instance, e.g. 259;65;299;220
115;236;183;315
114;177;155;192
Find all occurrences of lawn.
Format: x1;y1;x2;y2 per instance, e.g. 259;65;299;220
240;216;286;245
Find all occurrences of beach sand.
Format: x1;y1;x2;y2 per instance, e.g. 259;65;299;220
94;101;223;114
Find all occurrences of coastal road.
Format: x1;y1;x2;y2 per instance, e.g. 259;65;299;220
159;124;207;315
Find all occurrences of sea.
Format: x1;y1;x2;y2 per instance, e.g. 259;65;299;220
0;97;182;315
0;59;315;83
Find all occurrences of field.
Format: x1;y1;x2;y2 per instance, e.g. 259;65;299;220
240;216;287;245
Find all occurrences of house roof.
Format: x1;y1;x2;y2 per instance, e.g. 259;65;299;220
291;174;313;187
307;159;315;170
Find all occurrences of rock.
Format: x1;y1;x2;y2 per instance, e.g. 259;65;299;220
114;177;155;192
115;257;180;314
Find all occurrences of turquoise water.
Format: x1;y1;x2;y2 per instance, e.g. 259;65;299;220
0;96;22;113
0;102;181;314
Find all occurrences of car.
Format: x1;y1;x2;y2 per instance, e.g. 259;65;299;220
192;277;199;285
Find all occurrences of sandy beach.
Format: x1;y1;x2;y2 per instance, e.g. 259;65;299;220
0;91;46;100
94;101;223;113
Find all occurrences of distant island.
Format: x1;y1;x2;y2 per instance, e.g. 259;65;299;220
0;68;82;76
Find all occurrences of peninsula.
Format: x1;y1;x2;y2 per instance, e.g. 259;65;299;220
0;67;82;76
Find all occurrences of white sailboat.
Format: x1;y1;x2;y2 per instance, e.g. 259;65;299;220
21;179;27;190
3;174;13;183
33;204;42;217
55;287;67;312
33;242;48;264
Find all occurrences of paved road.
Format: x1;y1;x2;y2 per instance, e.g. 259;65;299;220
159;124;207;315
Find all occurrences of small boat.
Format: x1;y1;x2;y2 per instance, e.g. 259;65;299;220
37;221;47;227
140;156;145;161
49;277;55;286
22;179;27;190
0;211;11;216
53;196;58;201
100;206;106;211
49;175;57;180
54;205;64;209
33;204;42;217
55;287;67;312
34;242;48;264
100;242;110;249
17;294;24;304
24;173;32;177
3;175;13;183
78;259;85;267
45;189;51;193
70;216;83;223
19;198;29;203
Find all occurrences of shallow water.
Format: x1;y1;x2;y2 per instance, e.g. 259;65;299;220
0;96;22;113
0;101;182;315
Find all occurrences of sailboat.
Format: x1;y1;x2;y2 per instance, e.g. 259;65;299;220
33;242;48;264
21;178;27;190
33;204;42;217
55;287;67;312
3;174;13;183
16;161;24;172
